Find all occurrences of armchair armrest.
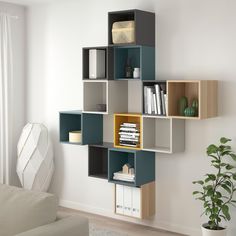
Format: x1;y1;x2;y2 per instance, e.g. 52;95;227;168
15;215;89;236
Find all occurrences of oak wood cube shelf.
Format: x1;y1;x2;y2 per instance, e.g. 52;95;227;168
167;80;218;119
83;80;128;115
88;142;114;180
59;111;103;145
115;182;155;219
82;46;114;80
114;46;155;80
108;9;155;47
142;116;185;153
114;113;142;150
108;148;155;187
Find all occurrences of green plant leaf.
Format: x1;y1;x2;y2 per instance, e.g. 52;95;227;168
222;205;231;221
224;180;232;187
230;154;236;161
207;144;219;155
221;184;232;194
193;180;204;185
193;191;202;195
233;174;236;180
220;137;231;144
226;164;235;170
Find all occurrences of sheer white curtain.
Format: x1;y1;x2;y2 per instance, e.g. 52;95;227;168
0;13;13;185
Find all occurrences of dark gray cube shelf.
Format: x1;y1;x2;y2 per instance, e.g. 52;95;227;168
88;142;114;179
59;110;103;145
114;45;155;80
108;9;155;47
108;148;155;187
82;46;114;80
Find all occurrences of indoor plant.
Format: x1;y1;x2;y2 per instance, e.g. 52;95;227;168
193;137;236;236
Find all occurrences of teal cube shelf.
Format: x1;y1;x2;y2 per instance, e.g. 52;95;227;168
59;110;103;145
108;148;155;187
114;45;155;80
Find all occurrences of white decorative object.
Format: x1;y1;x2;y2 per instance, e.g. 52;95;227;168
133;68;140;78
69;131;81;143
201;225;227;236
89;49;106;79
16;123;54;192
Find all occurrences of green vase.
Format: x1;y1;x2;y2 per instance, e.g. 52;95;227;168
184;107;196;117
179;96;188;116
192;99;198;116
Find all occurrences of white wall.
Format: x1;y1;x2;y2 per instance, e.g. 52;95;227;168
0;1;26;186
26;0;236;235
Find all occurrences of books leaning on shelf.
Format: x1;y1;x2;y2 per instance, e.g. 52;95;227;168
113;171;135;182
144;83;167;116
119;122;140;148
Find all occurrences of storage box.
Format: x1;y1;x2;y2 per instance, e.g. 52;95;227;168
112;21;135;44
69;131;81;143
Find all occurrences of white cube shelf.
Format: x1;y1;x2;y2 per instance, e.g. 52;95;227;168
142;116;185;153
83;80;128;114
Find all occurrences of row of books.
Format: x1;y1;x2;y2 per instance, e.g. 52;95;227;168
144;84;167;115
119;122;140;148
113;171;135;182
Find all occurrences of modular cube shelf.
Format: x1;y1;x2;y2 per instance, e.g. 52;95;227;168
59;111;103;145
108;148;155;187
108;9;155;47
167;80;218;119
82;46;114;80
83;80;128;114
142;80;167;116
142;116;185;153
115;182;155;219
88;142;114;179
114;46;155;80
114;113;142;150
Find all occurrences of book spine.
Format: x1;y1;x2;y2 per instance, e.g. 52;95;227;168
161;90;166;115
155;84;162;115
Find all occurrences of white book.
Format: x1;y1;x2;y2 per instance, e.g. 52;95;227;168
144;86;148;114
120;143;137;147
147;87;152;114
161;90;166;115
120;127;138;132
151;90;155;114
153;93;157;114
164;94;168;115
114;176;134;182
155;84;162;115
120;138;139;142
121;123;137;127
119;132;140;137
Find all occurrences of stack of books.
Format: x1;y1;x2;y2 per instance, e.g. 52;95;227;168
143;83;167;116
119;122;140;147
113;171;135;182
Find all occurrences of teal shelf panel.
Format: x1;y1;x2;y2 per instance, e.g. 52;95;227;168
114;45;155;80
59;111;103;145
108;148;155;187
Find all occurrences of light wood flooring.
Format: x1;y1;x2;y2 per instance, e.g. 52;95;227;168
59;207;186;236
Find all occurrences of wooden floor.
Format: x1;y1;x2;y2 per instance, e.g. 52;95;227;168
59;207;186;236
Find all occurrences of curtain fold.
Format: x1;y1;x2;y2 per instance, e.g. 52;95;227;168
0;13;13;185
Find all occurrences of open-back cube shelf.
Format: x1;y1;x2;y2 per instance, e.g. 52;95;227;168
59;111;103;145
83;80;128;114
114;113;142;150
82;46;114;80
114;46;155;80
167;80;218;119
108;9;155;47
88;142;113;179
142;80;167;116
142;116;185;153
108;148;155;187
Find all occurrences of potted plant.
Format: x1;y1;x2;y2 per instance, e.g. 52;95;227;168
193;137;236;236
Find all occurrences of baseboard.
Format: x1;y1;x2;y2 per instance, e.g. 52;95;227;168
59;199;200;236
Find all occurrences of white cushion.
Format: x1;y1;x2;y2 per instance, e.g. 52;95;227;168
0;184;58;236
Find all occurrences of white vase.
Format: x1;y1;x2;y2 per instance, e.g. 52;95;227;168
201;224;227;236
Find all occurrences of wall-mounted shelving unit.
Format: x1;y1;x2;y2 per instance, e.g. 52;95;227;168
108;148;155;187
59;111;103;145
142;116;185;153
83;80;128;114
114;46;155;80
167;80;218;119
59;8;218;221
